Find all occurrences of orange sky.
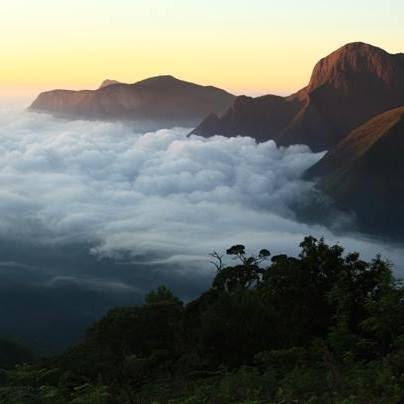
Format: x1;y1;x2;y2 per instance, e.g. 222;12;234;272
1;0;403;100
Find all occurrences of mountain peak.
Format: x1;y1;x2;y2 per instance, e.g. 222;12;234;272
337;41;384;51
134;75;179;85
308;41;402;92
99;79;121;89
192;42;404;151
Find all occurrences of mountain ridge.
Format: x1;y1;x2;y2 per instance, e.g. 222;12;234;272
99;79;121;88
193;42;404;151
30;75;235;130
306;106;404;237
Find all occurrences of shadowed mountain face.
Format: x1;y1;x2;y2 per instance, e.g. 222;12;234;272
30;75;235;130
191;92;305;143
306;107;404;237
193;42;404;151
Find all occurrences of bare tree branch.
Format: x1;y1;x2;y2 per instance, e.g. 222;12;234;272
209;250;224;271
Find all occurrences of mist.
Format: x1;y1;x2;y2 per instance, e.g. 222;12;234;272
1;104;404;350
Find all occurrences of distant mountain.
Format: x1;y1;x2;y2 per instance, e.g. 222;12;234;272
193;42;404;151
306;106;404;237
30;75;235;130
98;79;121;89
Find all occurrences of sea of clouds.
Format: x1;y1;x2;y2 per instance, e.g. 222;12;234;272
1;106;404;278
3;104;404;348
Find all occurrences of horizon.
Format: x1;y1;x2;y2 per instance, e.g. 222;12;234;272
1;0;403;99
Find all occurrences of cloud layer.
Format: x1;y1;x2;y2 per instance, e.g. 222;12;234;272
0;108;404;277
2;106;404;350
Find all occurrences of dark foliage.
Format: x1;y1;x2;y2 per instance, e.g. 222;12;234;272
1;236;404;403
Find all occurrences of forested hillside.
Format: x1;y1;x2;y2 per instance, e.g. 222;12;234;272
1;237;404;403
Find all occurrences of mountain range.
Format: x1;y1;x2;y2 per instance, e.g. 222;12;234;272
191;42;404;238
192;42;404;152
30;75;235;130
30;42;404;239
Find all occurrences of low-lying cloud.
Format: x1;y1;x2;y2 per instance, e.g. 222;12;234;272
2;105;404;349
0;108;404;278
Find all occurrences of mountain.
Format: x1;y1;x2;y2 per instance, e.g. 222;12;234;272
30;75;235;130
191;91;306;143
98;79;121;88
192;42;404;151
306;106;404;237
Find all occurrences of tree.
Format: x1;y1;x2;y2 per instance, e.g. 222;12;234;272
145;286;182;306
0;338;34;369
211;245;270;292
2;237;404;403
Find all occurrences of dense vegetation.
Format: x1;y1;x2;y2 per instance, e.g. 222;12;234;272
1;236;404;403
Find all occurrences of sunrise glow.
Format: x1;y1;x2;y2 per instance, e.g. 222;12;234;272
1;0;403;99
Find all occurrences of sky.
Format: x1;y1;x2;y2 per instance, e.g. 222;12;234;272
1;0;403;99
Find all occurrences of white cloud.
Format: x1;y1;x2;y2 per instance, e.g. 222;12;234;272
0;107;404;278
